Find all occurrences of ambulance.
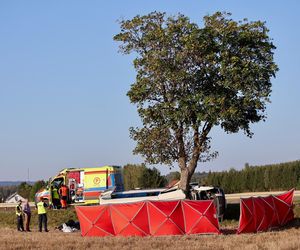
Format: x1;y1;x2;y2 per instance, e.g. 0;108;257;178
35;166;123;205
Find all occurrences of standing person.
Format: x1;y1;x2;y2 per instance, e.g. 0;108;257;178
22;199;31;232
36;197;48;232
16;200;24;232
51;185;60;209
59;184;68;209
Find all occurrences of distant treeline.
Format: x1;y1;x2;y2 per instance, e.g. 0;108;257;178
123;164;167;190
204;161;300;194
122;164;208;190
0;181;35;187
0;181;46;202
2;160;299;200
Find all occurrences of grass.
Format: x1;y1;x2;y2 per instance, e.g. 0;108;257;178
0;206;78;229
1;202;300;249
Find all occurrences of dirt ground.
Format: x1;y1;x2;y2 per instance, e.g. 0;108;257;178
1;225;300;250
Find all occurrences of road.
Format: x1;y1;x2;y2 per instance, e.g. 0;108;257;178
226;190;300;203
0;190;298;207
0;202;35;210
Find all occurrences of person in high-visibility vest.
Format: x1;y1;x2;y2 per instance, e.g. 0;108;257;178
16;200;24;232
51;186;60;209
36;197;48;232
59;184;68;209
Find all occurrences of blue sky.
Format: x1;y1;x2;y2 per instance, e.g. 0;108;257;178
0;1;299;181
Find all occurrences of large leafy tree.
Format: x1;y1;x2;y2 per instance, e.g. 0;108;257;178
114;12;278;196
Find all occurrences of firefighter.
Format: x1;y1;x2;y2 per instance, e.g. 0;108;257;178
36;197;48;232
59;184;68;209
16;200;24;232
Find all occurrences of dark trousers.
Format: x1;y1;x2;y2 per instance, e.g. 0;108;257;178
52;198;60;209
38;213;48;232
17;215;24;231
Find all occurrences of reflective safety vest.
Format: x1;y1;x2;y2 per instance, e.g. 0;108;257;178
37;201;46;214
52;188;59;199
16;204;22;216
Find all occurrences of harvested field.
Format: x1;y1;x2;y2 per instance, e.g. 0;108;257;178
1;225;300;250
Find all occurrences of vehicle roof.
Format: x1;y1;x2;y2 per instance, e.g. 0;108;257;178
193;186;219;191
58;165;121;174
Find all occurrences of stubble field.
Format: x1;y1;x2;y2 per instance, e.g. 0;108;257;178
0;202;300;250
1;225;300;250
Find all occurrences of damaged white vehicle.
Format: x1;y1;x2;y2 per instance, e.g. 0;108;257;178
99;183;226;221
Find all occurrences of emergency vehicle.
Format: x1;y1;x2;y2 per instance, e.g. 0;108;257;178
35;166;123;205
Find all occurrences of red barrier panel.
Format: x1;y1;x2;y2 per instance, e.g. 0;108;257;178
237;189;294;234
76;205;114;236
182;200;220;235
148;200;185;236
75;200;220;237
274;190;294;225
110;202;149;236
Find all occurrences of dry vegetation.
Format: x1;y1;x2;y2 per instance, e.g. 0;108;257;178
1;226;300;250
0;203;300;250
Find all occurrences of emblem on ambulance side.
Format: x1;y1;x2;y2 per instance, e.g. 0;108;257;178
93;177;101;185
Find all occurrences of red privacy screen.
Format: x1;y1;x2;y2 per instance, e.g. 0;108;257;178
76;199;220;237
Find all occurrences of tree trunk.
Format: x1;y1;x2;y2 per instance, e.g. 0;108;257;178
179;168;193;199
177;123;212;198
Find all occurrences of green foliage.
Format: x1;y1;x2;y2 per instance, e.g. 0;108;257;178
13;181;47;202
165;171;181;184
205;160;300;193
114;11;278;192
123;164;146;190
142;167;167;188
123;164;167;190
17;182;32;200
30;180;46;201
188;171;208;184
